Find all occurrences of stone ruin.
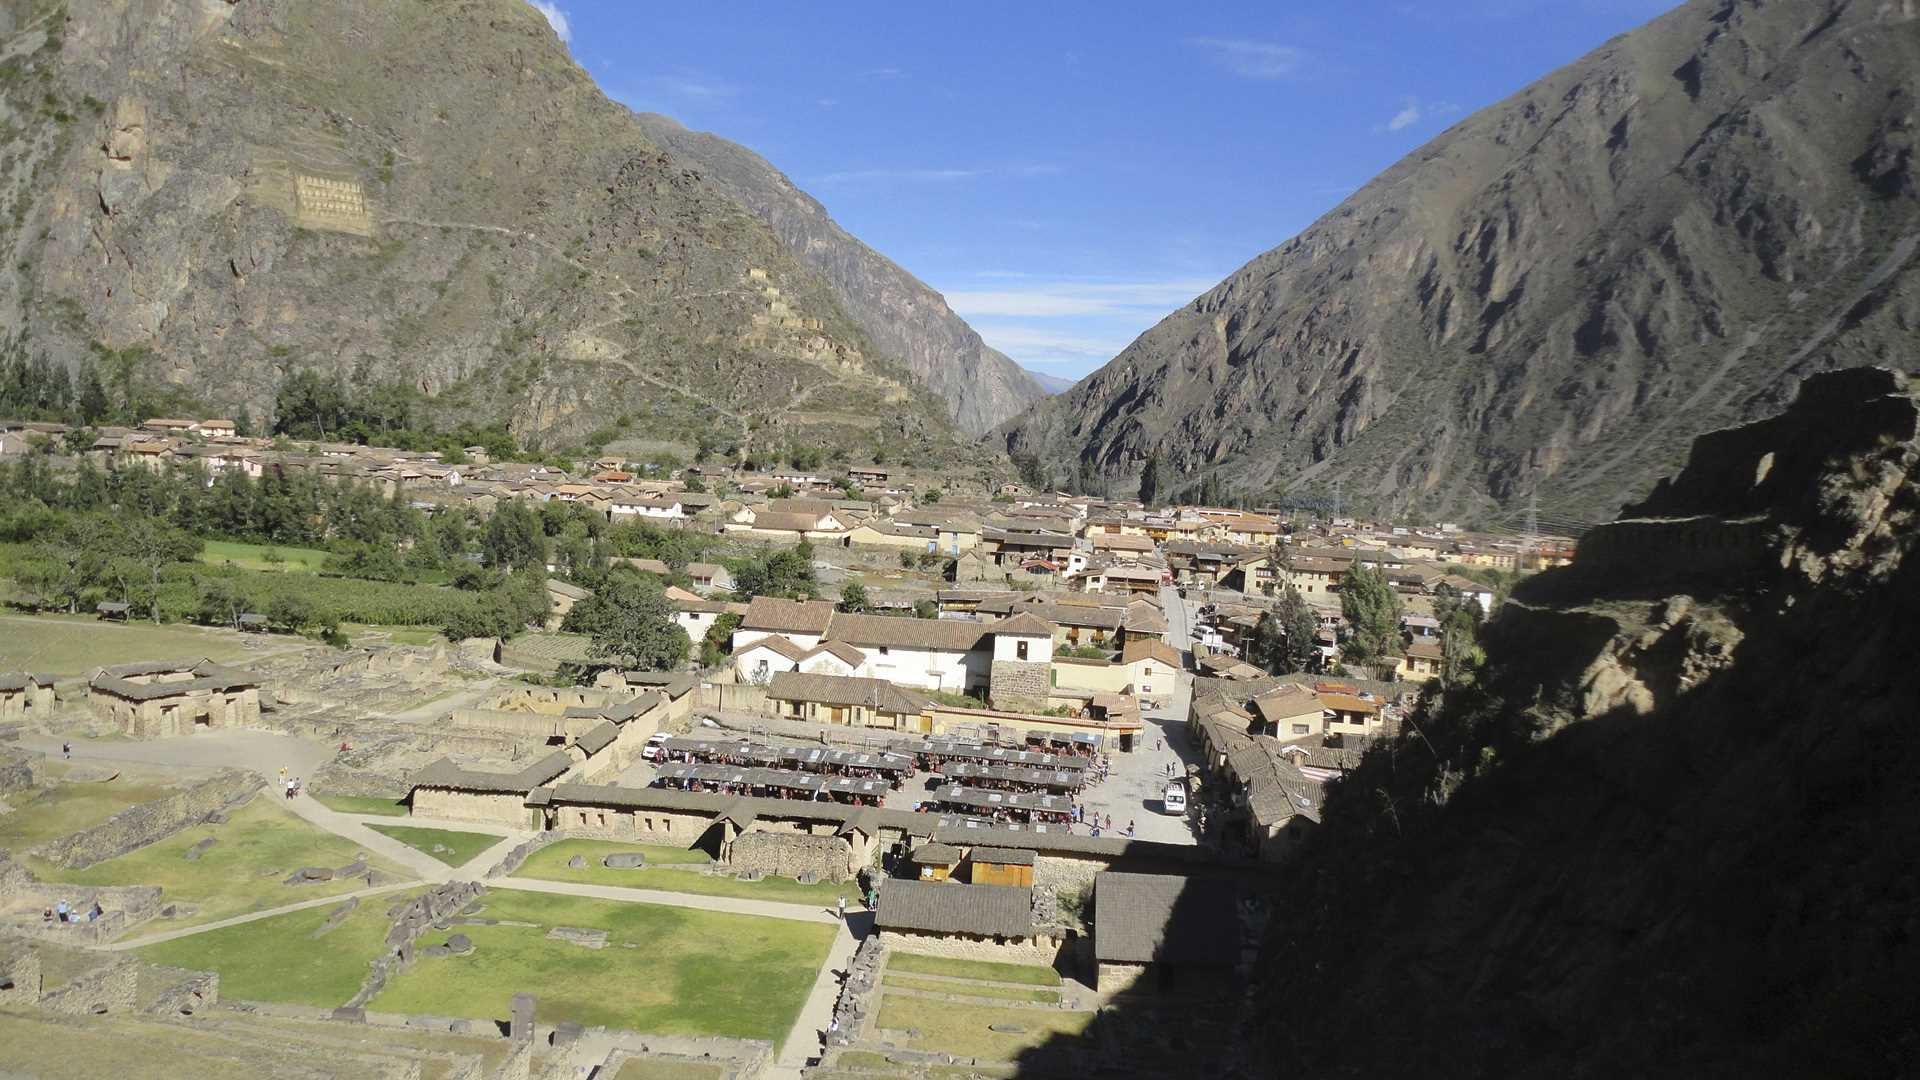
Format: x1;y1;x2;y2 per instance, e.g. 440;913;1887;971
30;769;261;871
345;880;486;1009
728;830;853;884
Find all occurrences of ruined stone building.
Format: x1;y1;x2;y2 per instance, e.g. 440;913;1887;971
0;672;54;717
87;660;261;737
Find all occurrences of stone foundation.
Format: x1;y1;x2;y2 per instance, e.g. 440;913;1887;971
728;830;852;884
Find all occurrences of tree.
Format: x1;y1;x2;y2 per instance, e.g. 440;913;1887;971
1433;585;1487;687
838;581;869;613
922;489;942;504
267;594;313;634
912;598;938;620
1252;586;1321;675
1339;563;1403;663
1138;450;1165;506
116;517;200;623
196;578;246;629
699;612;740;669
481;501;546;572
567;574;690;671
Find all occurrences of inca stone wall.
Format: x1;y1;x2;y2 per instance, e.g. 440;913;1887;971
728;830;852;883
990;660;1051;712
31;769;262;870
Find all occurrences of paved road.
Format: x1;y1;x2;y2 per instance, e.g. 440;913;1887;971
770;916;865;1079
1074;586;1202;844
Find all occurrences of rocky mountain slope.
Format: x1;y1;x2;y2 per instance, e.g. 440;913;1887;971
997;0;1920;523
0;0;962;456
1248;366;1920;1076
634;114;1047;436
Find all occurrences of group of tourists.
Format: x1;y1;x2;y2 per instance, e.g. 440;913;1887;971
43;898;104;924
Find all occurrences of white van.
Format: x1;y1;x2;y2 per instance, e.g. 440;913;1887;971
1161;781;1188;815
640;732;670;762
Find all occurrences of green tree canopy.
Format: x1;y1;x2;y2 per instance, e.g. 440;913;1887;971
1339;563;1403;663
565;574;690;672
838;581;869;613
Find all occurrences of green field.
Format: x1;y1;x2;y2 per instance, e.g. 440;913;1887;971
883;974;1060;1004
516;841;851;907
37;796;410;932
312;794;411;817
0;613;273;675
369;889;835;1044
883;953;1061;986
139;887;424;1006
873;994;1093;1061
0;775;179;851
198;540;332;572
367;824;500;866
341;623;445;646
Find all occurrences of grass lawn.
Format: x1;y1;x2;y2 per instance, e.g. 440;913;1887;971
517;840;854;907
342;622;444;646
199;540;330;572
874;993;1093;1061
0;775;179;851
33;796;409;932
883;974;1060;1004
370;889;834;1045
0;613;267;675
312;794;410;817
138;887;424;1006
615;1060;725;1080
884;953;1062;986
366;824;500;866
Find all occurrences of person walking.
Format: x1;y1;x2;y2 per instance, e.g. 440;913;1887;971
55;899;68;923
836;895;847;921
61;741;71;760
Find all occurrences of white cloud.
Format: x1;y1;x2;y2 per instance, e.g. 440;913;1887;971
1187;37;1305;79
1381;96;1462;133
1387;99;1422;131
944;278;1216;319
527;1;571;43
970;324;1130;361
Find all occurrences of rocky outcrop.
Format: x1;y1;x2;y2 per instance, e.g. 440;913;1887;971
1247;368;1920;1076
997;0;1920;523
636;114;1047;436
0;0;963;460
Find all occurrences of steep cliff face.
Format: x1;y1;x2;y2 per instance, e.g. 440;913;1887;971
0;0;959;454
1253;367;1920;1077
634;114;1048;436
997;0;1920;522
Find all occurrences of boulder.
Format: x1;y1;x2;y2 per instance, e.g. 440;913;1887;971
446;933;473;954
331;1006;366;1023
182;837;218;862
796;870;819;885
602;853;646;869
338;858;369;878
545;926;609;949
420;944;451;958
567;855;587;869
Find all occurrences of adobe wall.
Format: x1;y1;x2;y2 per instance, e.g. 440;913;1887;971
410;787;531;829
550;806;716;846
729;831;853;883
990;660;1052;713
879;928;1062;967
31;770;262;870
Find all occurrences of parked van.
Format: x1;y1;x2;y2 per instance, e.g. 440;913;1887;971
1162;781;1188;815
640;732;670;762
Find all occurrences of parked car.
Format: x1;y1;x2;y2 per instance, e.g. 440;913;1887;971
1161;781;1188;815
640;732;670;762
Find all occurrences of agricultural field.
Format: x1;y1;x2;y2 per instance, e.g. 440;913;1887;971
197;540;330;573
0;613;277;674
138;886;425;1006
369;889;834;1045
516;840;852;908
35;796;410;932
365;824;499;866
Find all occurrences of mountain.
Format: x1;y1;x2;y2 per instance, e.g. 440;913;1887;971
631;114;1046;437
1234;367;1920;1077
1024;369;1079;396
0;0;962;458
996;0;1920;524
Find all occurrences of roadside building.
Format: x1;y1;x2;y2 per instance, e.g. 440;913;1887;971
1093;872;1240;994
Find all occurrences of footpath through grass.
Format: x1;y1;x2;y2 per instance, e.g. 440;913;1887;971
370;888;834;1045
517;839;850;907
884;953;1062;986
138;887;425;1006
34;796;408;931
367;824;500;866
312;793;410;817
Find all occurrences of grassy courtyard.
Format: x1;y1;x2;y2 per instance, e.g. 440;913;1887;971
34;796;409;932
516;839;853;907
0;774;178;851
312;793;411;817
883;974;1060;1004
366;824;499;866
873;993;1094;1061
0;613;270;675
369;889;834;1044
883;953;1061;986
138;887;424;1006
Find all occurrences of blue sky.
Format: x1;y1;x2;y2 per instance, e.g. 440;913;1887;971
528;1;1677;381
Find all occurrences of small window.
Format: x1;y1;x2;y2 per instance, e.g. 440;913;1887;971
1016;640;1029;661
878;646;889;656
1293;723;1310;734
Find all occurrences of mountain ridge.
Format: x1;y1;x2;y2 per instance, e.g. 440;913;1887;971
632;112;1047;436
995;0;1920;522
